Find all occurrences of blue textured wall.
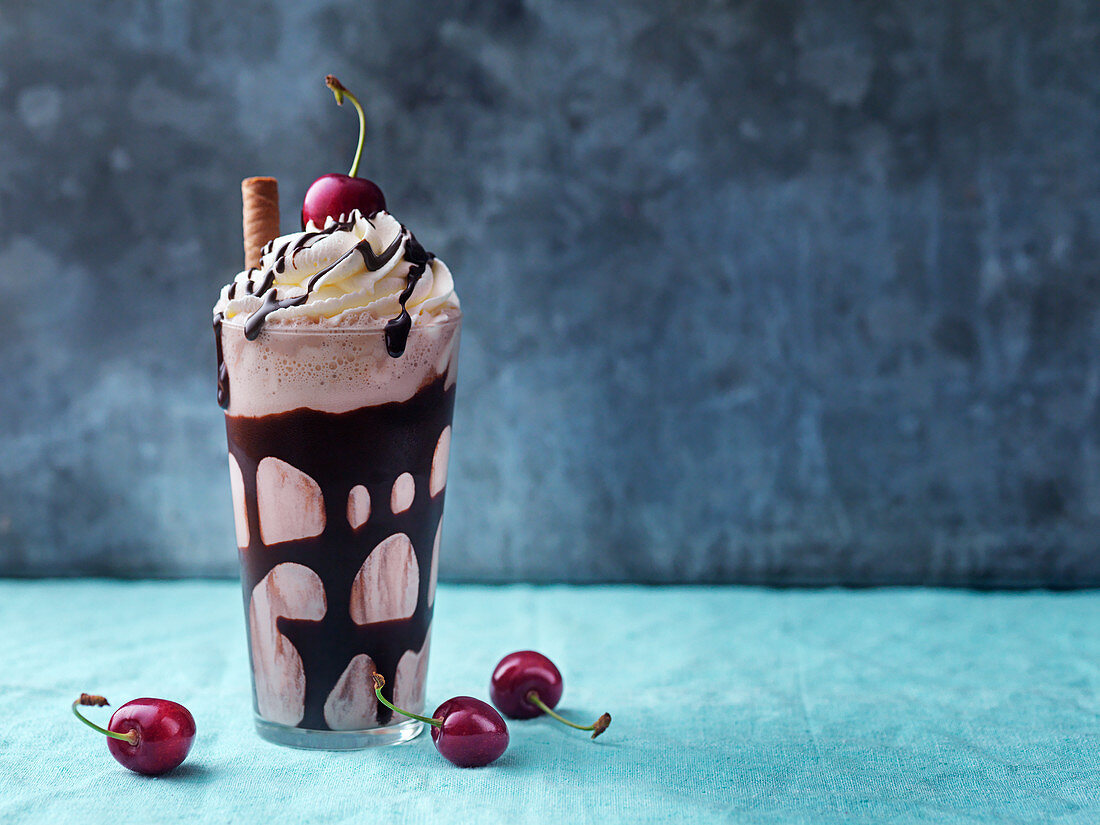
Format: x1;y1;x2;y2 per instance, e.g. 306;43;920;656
1;1;1099;585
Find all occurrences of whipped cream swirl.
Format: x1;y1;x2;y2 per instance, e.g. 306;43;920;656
213;210;459;332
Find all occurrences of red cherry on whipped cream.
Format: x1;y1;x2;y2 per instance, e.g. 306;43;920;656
302;75;386;228
302;174;385;229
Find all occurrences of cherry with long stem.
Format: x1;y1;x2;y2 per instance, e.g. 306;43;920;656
324;75;366;178
301;75;386;227
526;691;611;739
72;693;196;776
373;675;441;727
373;674;509;768
72;694;137;745
489;650;612;739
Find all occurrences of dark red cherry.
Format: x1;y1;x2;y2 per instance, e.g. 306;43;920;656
73;694;196;776
430;697;510;768
302;76;386;228
490;650;563;719
490;651;611;738
373;675;508;768
301;173;386;229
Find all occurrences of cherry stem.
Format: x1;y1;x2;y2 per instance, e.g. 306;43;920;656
71;694;138;745
325;74;366;178
526;691;612;739
372;674;441;728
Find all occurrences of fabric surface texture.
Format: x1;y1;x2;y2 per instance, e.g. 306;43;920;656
1;581;1097;824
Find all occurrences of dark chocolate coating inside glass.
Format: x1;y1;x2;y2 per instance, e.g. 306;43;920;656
226;377;455;729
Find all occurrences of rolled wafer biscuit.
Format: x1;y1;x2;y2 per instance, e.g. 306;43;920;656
242;177;279;270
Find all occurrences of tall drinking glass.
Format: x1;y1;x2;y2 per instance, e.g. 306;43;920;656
217;314;460;748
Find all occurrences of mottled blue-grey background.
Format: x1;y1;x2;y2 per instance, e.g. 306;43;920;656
1;1;1098;585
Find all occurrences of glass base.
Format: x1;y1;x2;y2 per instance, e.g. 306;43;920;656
254;715;425;750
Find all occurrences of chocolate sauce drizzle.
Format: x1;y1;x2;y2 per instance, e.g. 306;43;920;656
213;313;230;409
383;235;430;358
241;230;405;341
226;377;455;729
214;214;435;406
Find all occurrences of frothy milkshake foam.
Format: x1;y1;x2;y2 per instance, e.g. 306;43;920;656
219;319;459;417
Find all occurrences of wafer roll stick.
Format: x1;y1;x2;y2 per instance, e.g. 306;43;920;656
242;177;280;270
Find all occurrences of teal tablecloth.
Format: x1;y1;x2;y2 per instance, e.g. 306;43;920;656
1;582;1097;824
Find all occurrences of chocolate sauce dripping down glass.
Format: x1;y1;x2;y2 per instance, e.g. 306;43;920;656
383;234;430;358
213;313;230;409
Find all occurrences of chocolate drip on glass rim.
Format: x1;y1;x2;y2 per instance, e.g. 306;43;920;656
213;312;230;409
383;233;431;358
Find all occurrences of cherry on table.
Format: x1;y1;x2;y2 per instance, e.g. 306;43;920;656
72;693;196;776
490;651;610;738
373;674;508;768
301;75;386;228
